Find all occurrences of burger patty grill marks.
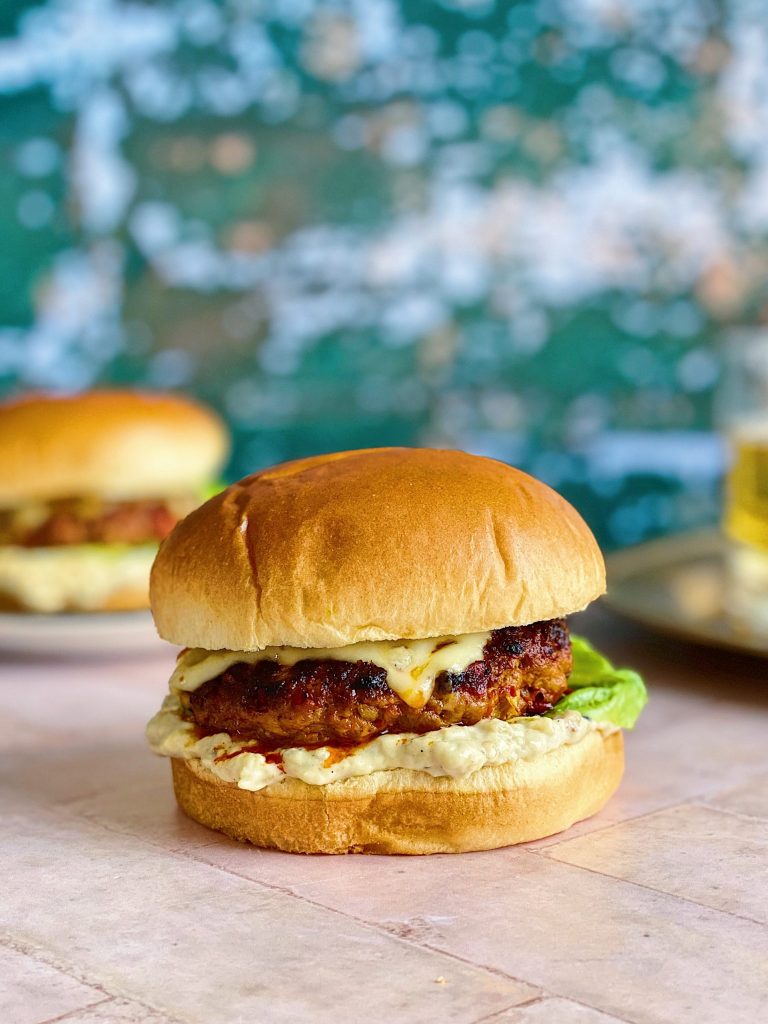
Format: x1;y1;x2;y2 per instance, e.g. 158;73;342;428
182;618;572;747
170;631;491;708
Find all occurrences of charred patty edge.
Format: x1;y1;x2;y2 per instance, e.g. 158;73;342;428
182;618;573;748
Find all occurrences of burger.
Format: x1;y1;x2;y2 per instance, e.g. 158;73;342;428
147;447;647;854
0;390;228;613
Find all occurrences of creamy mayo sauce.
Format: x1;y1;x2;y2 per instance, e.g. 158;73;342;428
0;544;156;611
146;695;612;793
170;631;492;709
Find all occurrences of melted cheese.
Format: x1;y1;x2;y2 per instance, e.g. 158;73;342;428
170;631;491;709
146;695;613;793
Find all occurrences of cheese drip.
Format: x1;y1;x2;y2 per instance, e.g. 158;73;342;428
170;631;492;709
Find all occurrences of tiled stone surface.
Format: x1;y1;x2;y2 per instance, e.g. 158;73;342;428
66;774;221;853
491;999;630;1023
183;842;768;1024
548;803;768;924
703;774;768;821
40;997;184;1023
2;608;767;1024
0;944;105;1024
524;695;755;851
0;810;535;1024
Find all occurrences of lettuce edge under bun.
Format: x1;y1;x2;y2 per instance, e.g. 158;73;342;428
549;635;648;730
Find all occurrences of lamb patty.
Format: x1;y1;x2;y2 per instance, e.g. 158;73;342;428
182;618;572;747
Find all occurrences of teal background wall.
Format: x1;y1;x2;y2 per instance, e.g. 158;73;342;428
3;1;767;547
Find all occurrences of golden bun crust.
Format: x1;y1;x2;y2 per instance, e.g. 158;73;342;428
152;447;605;650
0;390;229;504
171;730;623;854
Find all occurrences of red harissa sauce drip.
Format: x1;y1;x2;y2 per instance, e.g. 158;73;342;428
211;739;367;770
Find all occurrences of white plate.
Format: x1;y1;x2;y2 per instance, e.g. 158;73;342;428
0;610;169;658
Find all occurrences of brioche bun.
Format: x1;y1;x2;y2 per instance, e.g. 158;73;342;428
170;729;623;854
0;390;228;504
152;447;615;855
151;447;605;651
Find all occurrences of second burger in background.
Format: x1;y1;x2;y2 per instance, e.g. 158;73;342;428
0;390;228;613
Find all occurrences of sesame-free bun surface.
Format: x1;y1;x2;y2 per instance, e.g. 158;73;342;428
0;391;228;504
152;447;605;651
171;729;623;854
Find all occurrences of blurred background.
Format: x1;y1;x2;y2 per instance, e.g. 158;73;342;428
3;0;768;550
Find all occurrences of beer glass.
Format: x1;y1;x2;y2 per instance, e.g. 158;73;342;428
720;332;768;634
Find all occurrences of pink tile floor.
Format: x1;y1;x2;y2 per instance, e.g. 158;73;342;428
1;607;767;1024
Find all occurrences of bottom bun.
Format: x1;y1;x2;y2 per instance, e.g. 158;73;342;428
171;728;624;855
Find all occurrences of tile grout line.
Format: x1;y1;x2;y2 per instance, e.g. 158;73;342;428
468;991;636;1024
467;994;546;1023
523;848;768;929
555;994;636;1024
536;783;768;852
34;996;115;1024
414;935;649;1024
36;996;189;1024
530;756;768;853
168;845;547;993
529;794;720;853
32;789;768;934
32;801;546;995
692;800;768;827
45;796;768;977
0;933;189;1024
0;932;113;1000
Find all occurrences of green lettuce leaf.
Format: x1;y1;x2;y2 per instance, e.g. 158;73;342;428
548;635;648;730
201;479;228;501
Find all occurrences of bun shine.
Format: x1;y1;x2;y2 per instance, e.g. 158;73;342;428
151;447;606;652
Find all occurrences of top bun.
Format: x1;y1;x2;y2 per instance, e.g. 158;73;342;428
151;447;605;651
0;390;229;505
